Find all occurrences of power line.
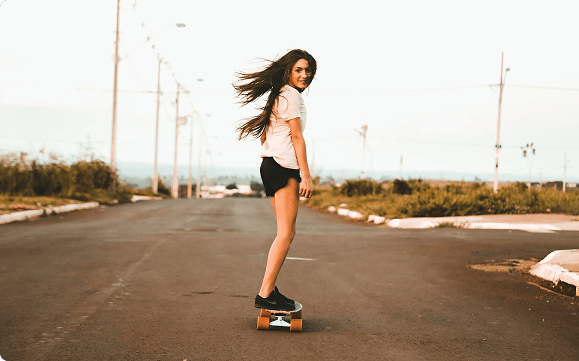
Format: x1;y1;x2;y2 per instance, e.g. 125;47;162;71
121;42;152;93
367;135;579;151
4;133;578;152
368;135;491;148
316;85;489;95
4;83;578;95
504;84;579;92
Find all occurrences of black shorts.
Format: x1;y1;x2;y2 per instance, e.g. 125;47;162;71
260;157;301;197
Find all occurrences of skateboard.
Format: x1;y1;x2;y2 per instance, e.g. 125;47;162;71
256;302;303;332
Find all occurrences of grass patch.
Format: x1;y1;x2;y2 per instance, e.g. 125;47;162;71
0;195;81;215
435;222;457;228
1;186;142;214
305;180;579;218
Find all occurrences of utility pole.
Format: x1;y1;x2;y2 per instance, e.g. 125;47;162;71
203;148;208;196
563;152;570;192
521;142;535;193
171;83;180;199
355;121;368;179
493;53;510;194
187;114;194;199
196;130;202;198
399;155;403;179
152;57;162;194
110;0;121;193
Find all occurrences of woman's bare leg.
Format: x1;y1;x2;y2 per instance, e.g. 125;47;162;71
258;178;299;297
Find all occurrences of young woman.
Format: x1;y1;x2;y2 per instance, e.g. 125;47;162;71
234;49;317;311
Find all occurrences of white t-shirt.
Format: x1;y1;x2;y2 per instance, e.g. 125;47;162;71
260;85;307;169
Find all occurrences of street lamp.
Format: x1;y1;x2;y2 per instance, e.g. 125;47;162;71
109;12;185;194
521;142;536;192
492;52;510;194
149;23;186;194
109;0;122;193
563;152;570;192
355;121;368;180
195;113;211;199
170;84;184;199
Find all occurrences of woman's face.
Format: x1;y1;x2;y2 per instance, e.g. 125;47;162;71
288;59;312;90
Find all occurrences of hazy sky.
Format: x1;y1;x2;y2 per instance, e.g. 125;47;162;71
1;0;578;182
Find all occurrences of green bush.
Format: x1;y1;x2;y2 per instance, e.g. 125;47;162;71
157;179;170;196
340;179;383;197
392;179;412;195
0;152;134;204
115;186;134;204
70;192;92;202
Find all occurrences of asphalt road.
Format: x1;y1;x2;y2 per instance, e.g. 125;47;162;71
1;199;578;361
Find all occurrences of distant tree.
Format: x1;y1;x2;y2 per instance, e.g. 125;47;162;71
157;179;170;196
226;183;238;190
250;181;264;192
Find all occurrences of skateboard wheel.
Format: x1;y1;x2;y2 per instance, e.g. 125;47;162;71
293;309;303;319
289;319;302;332
259;309;271;318
257;316;270;330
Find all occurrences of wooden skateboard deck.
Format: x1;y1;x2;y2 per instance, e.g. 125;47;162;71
256;302;302;332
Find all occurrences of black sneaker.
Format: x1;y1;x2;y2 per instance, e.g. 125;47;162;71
275;286;295;306
254;289;294;311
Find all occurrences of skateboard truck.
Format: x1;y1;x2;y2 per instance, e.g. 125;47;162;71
257;302;303;332
270;315;290;328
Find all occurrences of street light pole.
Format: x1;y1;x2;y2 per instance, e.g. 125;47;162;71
493;53;509;194
196;129;202;198
171;83;180;198
109;15;185;195
187;113;194;199
521;142;536;193
195;114;209;199
355;121;368;180
149;24;186;194
563;152;570;192
152;57;162;194
110;0;121;193
399;155;403;180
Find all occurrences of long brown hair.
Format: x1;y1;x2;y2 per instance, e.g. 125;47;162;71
233;49;317;140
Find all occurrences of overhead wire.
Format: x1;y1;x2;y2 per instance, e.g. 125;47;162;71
366;134;579;151
503;84;579;92
120;41;152;94
3;82;576;95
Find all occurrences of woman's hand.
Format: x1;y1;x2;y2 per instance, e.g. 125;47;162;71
299;177;313;198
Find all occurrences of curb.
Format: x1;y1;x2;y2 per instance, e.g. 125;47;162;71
325;206;577;232
462;222;560;232
0;202;100;225
387;219;561;233
385;218;562;232
530;250;579;296
328;206;365;220
131;195;162;202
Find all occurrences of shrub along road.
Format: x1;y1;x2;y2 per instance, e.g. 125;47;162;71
0;198;578;360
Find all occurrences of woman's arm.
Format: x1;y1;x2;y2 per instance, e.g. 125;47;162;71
287;117;313;198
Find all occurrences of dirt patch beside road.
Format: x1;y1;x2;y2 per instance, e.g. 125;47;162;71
470;259;540;273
